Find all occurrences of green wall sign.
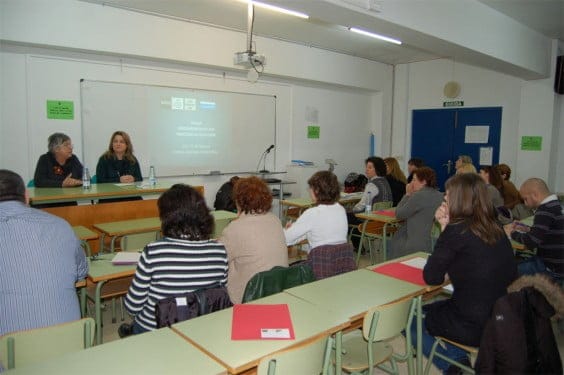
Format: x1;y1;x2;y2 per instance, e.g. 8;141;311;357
520;136;542;151
47;100;74;120
307;125;320;139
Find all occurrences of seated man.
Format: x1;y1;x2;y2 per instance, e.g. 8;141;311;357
505;178;563;281
0;169;88;336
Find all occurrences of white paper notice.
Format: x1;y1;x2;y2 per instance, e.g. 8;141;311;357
401;257;427;269
479;147;493;166
261;328;291;339
464;125;489;143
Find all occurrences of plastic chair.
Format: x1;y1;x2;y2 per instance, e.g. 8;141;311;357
257;335;334;375
424;337;477;375
339;297;417;375
0;318;95;370
242;263;315;303
26;179;35;188
90;174;97;184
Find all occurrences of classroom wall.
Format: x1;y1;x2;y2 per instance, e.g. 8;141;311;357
392;57;563;192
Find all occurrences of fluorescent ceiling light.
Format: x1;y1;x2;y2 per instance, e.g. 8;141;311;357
349;27;402;45
243;1;309;19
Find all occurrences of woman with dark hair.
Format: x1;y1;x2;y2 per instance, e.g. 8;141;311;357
124;184;228;333
33;132;83;187
285;171;348;249
220;176;287;304
406;157;424;183
389;166;443;259
96;131;142;183
479;165;504;208
351;156;393;213
493;164;522;209
411;173;516;373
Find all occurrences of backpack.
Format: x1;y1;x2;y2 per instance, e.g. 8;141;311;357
344;173;367;193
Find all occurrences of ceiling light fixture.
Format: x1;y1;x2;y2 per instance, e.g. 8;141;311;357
242;1;309;19
349;27;402;45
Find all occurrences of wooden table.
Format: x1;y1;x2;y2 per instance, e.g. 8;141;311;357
280;193;362;222
93;210;238;251
87;253;138;344
6;328;227;375
354;208;401;263
171;292;348;375
72;225;99;256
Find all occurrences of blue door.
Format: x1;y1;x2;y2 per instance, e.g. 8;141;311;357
411;107;502;190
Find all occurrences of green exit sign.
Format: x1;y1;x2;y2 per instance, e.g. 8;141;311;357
443;101;464;107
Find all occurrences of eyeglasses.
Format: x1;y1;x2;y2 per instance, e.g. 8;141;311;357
61;142;73;149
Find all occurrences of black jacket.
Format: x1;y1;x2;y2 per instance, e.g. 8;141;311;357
475;274;563;374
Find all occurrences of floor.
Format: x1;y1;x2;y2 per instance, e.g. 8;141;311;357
95;249;564;375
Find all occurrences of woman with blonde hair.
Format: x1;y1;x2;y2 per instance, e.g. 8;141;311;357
96;131;142;183
384;157;407;206
411;173;516;373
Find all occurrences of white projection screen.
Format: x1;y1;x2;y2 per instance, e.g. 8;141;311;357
80;80;276;177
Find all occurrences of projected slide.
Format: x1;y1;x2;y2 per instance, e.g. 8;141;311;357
81;80;276;176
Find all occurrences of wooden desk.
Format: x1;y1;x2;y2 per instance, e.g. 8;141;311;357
355;208;401;263
87;253;138;344
93;210;238;251
6;328;227;375
280;193;362;222
171;292;348;375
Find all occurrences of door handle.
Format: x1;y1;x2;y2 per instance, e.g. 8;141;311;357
442;160;453;175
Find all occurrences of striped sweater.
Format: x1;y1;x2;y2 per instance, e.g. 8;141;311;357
124;237;228;331
512;197;563;276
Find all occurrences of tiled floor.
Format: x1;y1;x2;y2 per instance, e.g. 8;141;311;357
95;250;564;374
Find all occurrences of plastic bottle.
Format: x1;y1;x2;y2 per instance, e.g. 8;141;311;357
148;165;157;186
365;191;372;214
82;167;91;190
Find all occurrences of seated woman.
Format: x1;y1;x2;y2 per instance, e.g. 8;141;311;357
96;131;142;184
285;171;348;250
411;173;517;373
123;184;228;334
33;132;83;187
389;167;443;259
220;176;288;304
384;157;407;206
455;162;477;175
479;165;504;208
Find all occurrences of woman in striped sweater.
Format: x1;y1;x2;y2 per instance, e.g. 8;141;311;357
124;184;228;333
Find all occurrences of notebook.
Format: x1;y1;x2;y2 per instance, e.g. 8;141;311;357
111;252;141;265
231;304;295;340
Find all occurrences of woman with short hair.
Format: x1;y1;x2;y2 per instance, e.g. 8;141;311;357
33;132;83;187
412;173;517;373
124;184;228;333
285;171;348;249
221;176;288;304
389;166;443;258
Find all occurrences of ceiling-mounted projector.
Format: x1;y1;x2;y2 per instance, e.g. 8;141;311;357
234;51;266;68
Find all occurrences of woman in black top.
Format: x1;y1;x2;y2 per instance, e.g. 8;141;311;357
96;131;142;183
411;173;517;373
34;132;83;187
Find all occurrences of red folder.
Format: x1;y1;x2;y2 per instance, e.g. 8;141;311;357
231;304;295;340
374;209;395;217
373;262;427;286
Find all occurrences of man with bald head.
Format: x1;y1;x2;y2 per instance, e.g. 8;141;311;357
505;178;563;281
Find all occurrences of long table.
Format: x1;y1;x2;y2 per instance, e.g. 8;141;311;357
171;292;348;375
354;208;401;263
6;328;227;375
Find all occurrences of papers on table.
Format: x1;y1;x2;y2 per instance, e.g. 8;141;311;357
111;252;141;265
231;304;295;340
340;191;363;199
401;257;427;269
114;183;136;187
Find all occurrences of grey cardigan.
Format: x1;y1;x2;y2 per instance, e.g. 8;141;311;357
389;187;444;259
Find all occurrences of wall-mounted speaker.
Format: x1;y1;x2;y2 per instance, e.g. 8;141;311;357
555;55;564;95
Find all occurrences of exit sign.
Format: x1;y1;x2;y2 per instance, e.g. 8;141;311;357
443;101;464;107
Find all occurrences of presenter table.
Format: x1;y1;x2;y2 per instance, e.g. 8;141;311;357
6;328;227;375
171;292;348;375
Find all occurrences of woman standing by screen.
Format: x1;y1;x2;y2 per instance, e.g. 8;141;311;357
96;131;142;183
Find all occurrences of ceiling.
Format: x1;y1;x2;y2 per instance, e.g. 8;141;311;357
84;0;563;68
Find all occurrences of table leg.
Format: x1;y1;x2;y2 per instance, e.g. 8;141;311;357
416;295;423;375
95;280;106;345
356;220;368;265
79;286;87;318
382;223;388;262
335;330;342;375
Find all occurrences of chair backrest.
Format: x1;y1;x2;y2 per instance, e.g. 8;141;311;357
121;231;159;251
90;174;97;184
308;242;356;280
155;285;232;328
0;318;95;370
257;335;333;375
372;201;393;210
242;263;315;303
363;297;416;342
26;179;35;188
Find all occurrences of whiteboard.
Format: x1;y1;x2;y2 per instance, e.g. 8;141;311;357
80;80;276;177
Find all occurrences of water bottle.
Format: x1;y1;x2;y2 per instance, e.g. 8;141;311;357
365;191;372;214
82;167;91;190
148;165;157;187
